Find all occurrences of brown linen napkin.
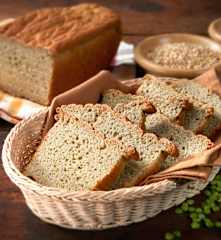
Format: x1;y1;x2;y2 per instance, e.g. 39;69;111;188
43;70;139;135
140;167;212;185
140;144;221;185
195;63;221;95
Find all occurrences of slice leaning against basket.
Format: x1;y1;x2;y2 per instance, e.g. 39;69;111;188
57;104;178;187
23;116;137;191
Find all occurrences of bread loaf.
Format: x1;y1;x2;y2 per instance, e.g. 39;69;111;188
24;116;134;191
0;4;121;105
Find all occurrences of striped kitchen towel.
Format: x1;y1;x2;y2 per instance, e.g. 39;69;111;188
0;39;134;124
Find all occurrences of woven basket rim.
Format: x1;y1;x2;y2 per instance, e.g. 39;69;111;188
1;109;196;202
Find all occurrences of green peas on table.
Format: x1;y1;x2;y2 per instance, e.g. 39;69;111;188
166;174;221;237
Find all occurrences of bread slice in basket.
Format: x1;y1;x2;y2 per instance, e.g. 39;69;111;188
101;89;155;128
136;75;191;123
57;104;178;187
114;100;155;128
23;116;137;191
144;113;214;169
169;79;221;138
137;75;214;134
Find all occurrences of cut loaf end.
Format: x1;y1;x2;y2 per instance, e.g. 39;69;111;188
0;38;52;105
0;4;121;105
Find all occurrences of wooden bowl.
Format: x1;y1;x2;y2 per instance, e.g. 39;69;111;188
208;18;221;43
134;33;221;78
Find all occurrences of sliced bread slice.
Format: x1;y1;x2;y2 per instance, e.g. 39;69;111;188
23;117;134;191
114;100;155;128
101;89;155;128
101;89;147;108
136;75;191;123
144;113;214;169
180;98;214;134
58;104;178;187
169;80;221;138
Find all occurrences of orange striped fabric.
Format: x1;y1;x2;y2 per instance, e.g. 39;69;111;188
0;89;45;124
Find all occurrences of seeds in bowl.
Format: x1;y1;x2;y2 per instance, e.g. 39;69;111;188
146;42;221;70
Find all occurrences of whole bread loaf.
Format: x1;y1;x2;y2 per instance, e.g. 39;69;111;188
0;4;121;105
24;116;135;191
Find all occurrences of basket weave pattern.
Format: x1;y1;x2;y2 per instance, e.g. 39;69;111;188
2;110;220;230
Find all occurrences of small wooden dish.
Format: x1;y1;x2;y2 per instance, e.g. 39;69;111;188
134;33;221;78
208;18;221;43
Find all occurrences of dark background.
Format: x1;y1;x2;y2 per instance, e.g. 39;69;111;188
1;1;221;239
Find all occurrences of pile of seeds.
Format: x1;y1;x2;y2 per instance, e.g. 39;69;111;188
147;42;221;70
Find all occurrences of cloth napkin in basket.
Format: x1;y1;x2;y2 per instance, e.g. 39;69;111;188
0;41;134;124
140;144;221;185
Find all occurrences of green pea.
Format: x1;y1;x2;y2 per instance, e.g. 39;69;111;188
190;213;198;220
196;208;202;213
212;205;220;212
174;230;181;237
187;199;194;205
181;203;188;212
204;218;214;228
203;206;211;214
188;206;195;212
191;222;200;229
175;208;183;215
165;232;174;240
215;221;221;228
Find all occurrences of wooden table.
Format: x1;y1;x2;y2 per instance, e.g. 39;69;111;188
1;1;221;239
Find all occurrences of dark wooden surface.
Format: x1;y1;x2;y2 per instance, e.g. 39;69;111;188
1;1;221;239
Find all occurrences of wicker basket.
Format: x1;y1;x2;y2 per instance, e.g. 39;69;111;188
2;109;220;230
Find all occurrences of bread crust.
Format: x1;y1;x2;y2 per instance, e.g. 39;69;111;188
48;27;120;104
0;3;121;54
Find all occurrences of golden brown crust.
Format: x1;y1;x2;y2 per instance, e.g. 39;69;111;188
93;157;127;191
124;151;167;187
0;3;121;54
159;138;179;157
48;28;121;103
194;106;214;134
